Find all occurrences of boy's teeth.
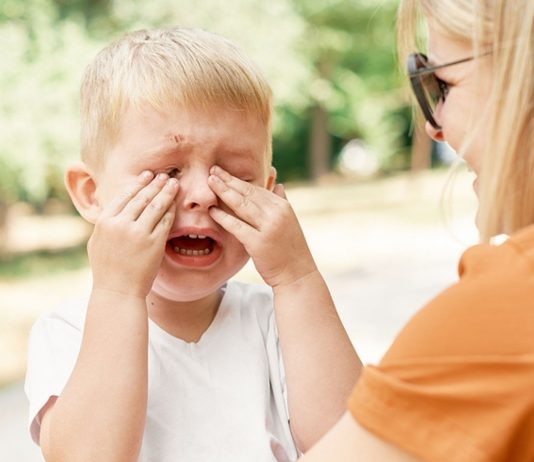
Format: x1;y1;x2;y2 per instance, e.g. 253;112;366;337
186;234;207;239
172;246;212;256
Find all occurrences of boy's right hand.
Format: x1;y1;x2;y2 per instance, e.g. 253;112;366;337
88;171;179;299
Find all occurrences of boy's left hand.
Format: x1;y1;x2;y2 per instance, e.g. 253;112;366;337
207;165;317;288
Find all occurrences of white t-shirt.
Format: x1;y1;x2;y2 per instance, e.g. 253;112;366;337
25;281;298;462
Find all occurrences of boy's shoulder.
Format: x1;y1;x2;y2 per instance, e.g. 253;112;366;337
30;281;275;340
31;294;89;334
226;280;272;304
32;281;274;328
223;280;274;324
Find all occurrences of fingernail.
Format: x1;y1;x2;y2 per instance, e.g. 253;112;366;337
167;178;178;187
214;167;231;182
157;172;168;180
141;170;153;179
209;174;220;182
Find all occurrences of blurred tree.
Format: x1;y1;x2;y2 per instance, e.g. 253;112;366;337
0;0;99;210
0;0;414;213
291;0;409;180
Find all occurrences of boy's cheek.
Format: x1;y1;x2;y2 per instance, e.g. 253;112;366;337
94;174;132;206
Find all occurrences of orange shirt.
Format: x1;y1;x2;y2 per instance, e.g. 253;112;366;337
349;226;534;462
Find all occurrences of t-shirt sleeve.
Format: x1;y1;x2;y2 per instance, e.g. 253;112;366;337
267;310;289;417
24;308;84;445
348;241;534;462
266;306;301;458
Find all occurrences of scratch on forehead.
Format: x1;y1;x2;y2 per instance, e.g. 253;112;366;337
171;133;186;144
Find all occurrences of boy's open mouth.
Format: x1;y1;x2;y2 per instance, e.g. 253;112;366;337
168;234;216;257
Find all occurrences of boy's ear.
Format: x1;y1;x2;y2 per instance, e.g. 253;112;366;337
266;166;277;191
64;162;100;224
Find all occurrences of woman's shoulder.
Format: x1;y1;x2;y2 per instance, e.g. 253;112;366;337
459;224;534;279
382;229;534;363
350;228;534;461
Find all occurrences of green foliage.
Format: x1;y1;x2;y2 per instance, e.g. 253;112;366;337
292;0;410;171
0;0;101;204
0;0;413;205
0;244;88;279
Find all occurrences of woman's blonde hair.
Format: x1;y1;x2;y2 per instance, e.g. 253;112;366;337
398;0;534;242
80;27;272;170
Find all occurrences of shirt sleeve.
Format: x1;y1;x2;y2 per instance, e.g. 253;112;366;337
266;305;300;459
24;308;84;445
348;241;534;462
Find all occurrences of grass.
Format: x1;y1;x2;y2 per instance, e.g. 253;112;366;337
0;245;88;280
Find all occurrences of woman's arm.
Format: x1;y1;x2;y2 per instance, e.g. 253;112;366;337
299;411;421;462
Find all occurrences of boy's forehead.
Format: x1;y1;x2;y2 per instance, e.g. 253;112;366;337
110;104;271;168
139;130;268;166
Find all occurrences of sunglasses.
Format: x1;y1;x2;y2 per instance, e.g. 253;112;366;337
407;52;475;129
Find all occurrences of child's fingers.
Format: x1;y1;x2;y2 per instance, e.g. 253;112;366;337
208;174;264;228
210;165;283;207
209;166;255;195
152;204;176;237
103;171;155;217
120;173;170;221
208;206;257;245
137;178;179;230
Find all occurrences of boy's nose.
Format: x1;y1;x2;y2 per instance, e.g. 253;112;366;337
179;170;218;211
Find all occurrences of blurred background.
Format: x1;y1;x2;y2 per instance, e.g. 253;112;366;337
0;0;479;459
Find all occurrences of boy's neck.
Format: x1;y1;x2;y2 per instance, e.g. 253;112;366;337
146;288;224;343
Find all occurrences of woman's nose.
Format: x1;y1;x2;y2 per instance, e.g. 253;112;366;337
179;169;218;211
425;121;445;142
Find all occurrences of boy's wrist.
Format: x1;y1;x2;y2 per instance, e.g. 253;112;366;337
90;286;149;307
271;266;321;292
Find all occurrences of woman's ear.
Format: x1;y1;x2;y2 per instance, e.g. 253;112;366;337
266;166;277;191
64;162;100;224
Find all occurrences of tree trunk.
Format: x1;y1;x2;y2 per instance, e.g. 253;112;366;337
309;104;331;180
0;199;8;256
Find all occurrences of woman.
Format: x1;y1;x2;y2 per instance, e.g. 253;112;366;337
300;1;534;461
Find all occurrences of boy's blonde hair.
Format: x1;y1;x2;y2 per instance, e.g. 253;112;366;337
398;0;534;242
80;27;273;170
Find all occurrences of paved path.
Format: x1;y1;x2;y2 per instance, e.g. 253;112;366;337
0;381;43;461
